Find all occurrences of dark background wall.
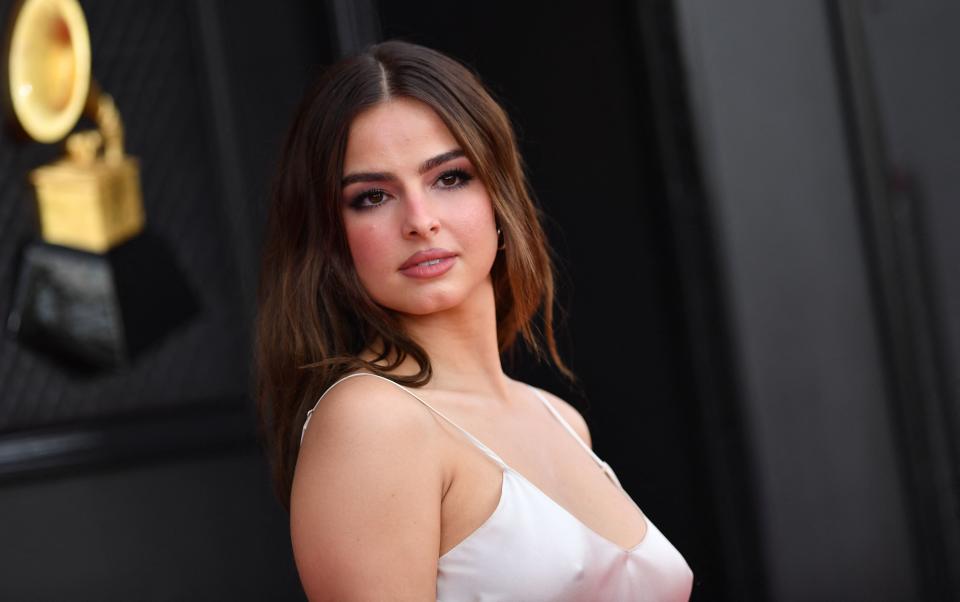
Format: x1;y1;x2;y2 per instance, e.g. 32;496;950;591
672;2;916;600
1;1;957;600
0;450;301;601
0;1;325;599
863;3;960;392
673;0;959;599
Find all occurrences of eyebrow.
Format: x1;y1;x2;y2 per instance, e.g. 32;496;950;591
341;149;466;187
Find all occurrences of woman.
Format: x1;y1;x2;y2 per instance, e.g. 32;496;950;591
256;40;693;601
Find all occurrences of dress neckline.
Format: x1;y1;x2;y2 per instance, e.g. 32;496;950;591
307;372;651;555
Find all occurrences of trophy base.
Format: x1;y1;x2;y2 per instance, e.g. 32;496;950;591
7;230;199;370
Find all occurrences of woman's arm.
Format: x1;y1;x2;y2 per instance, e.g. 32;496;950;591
291;378;445;601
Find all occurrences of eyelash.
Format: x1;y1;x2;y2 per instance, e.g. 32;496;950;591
348;169;474;210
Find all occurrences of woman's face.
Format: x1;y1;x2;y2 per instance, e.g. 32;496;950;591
341;97;498;317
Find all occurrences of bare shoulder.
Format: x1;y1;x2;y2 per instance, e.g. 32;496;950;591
297;374;440;452
527;385;592;449
292;374;444;600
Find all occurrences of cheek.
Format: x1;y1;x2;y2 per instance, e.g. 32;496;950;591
463;200;498;253
345;222;389;280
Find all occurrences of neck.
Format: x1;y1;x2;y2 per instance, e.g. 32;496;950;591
392;279;511;400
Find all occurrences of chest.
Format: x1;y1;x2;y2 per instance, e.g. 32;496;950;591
432;400;648;557
436;468;694;602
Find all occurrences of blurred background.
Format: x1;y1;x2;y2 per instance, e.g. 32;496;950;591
1;0;957;600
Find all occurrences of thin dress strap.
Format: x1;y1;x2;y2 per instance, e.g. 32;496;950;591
526;386;624;489
300;372;509;470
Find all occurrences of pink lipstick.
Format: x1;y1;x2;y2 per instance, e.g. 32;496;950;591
399;248;458;279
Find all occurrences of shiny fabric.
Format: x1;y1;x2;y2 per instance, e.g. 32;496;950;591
303;373;694;601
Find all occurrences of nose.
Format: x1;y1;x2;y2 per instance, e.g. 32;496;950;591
402;193;440;239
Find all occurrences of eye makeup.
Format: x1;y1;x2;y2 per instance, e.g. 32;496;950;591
348;188;389;210
434;168;473;189
344;166;475;212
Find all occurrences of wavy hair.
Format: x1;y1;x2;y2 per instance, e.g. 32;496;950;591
255;40;570;507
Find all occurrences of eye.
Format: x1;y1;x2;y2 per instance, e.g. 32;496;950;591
349;188;389;210
435;169;473;189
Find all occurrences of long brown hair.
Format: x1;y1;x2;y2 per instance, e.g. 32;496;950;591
256;40;570;507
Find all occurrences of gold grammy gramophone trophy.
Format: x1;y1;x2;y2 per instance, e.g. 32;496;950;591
5;0;196;368
8;0;144;251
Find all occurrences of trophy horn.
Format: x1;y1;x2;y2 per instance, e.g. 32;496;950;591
5;0;91;143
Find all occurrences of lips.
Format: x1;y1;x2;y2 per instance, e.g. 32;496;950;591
399;248;458;279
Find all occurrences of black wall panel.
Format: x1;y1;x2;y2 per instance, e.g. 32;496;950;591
0;1;330;598
0;0;247;430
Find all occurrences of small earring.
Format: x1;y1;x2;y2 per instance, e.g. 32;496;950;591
496;227;506;251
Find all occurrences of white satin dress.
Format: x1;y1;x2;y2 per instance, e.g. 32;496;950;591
302;373;694;601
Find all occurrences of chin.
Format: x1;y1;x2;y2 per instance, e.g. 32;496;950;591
398;297;463;316
387;290;469;317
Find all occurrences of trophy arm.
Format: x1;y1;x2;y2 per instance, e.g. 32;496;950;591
84;81;124;162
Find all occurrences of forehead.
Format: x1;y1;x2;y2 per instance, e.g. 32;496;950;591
343;98;459;172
